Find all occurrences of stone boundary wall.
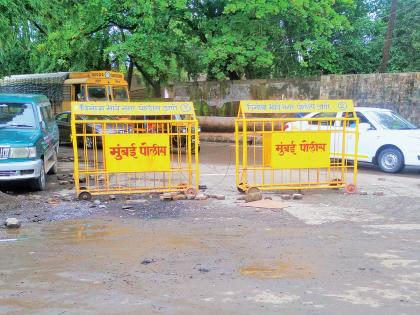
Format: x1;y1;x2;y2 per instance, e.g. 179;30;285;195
169;72;419;124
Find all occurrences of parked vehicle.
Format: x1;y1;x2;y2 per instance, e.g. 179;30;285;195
286;107;420;173
0;94;59;190
55;111;130;149
0;71;130;114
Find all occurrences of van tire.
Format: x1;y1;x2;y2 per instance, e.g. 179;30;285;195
32;163;46;191
191;145;201;154
48;161;58;175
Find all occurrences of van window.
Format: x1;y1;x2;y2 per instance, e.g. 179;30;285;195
0;103;36;128
112;86;129;101
80;85;86;101
74;84;83;101
87;86;108;101
40;105;54;123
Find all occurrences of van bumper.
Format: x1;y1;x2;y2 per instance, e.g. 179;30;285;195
0;159;42;181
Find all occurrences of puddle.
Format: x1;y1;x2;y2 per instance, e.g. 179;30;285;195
11;218;208;252
41;220;133;242
239;260;312;279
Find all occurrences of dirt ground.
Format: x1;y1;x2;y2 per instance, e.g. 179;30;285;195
0;143;420;314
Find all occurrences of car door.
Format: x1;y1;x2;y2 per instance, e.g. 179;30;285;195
55;112;71;143
38;103;58;170
340;111;377;162
306;112;342;155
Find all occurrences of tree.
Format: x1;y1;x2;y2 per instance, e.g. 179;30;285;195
388;0;420;72
0;0;40;76
378;0;398;72
269;0;353;77
1;0;418;90
331;0;388;74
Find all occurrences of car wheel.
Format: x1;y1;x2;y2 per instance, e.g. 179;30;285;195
378;148;404;173
191;144;201;154
32;162;46;191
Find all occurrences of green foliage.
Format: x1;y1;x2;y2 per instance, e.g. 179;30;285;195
388;0;420;72
0;0;418;88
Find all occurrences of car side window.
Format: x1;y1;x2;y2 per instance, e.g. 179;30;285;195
308;112;337;126
357;112;375;129
56;113;70;123
342;112;355;127
39;105;54;124
342;112;374;128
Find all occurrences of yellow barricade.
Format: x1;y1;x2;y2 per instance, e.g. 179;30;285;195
70;101;199;200
235;100;359;193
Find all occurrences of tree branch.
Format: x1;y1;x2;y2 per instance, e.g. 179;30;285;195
29;19;47;35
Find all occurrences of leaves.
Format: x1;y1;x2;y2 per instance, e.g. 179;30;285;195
0;0;418;87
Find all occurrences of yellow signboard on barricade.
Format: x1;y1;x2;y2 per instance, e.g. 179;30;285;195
72;101;196;116
240;99;354;113
235;100;359;193
71;101;199;200
270;132;331;169
104;134;170;173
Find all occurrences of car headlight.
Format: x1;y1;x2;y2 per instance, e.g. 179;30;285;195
9;147;37;158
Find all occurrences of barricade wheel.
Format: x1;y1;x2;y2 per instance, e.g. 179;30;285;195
345;184;357;194
78;191;92;201
185;187;197;197
237;182;247;193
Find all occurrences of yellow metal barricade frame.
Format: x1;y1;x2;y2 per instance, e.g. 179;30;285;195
235;100;360;193
70;101;199;200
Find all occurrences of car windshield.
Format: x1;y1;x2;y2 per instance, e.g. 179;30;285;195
0;102;36;128
370;111;417;130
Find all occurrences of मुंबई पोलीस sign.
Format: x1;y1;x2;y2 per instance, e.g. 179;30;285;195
104;134;170;172
269;132;331;169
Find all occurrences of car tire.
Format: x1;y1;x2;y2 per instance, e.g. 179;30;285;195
48;161;58;175
191;145;200;154
378;148;404;173
32;162;46;191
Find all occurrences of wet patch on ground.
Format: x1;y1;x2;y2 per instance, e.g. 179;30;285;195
239;259;313;279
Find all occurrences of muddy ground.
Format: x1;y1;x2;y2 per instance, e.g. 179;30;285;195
0;143;420;314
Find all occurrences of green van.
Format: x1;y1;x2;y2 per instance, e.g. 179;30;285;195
0;94;59;190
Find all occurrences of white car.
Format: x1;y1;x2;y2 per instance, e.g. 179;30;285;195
286;107;420;173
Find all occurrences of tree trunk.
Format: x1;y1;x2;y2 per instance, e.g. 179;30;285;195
378;0;398;73
133;61;161;97
152;83;161;97
228;71;241;80
126;58;134;91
